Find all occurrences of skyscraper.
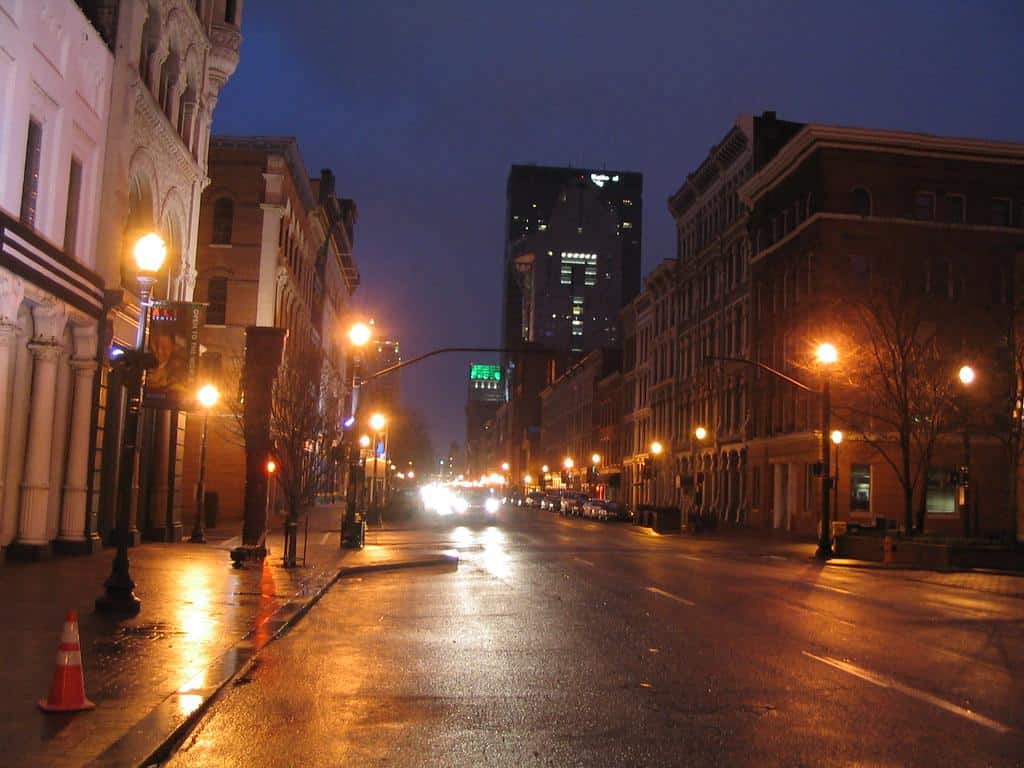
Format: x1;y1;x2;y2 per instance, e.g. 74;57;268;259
465;363;504;476
501;165;642;359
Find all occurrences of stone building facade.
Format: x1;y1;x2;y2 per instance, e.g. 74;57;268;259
84;0;243;544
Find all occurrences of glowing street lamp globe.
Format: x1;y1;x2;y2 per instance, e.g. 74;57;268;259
541;464;549;474
958;365;976;386
650;441;664;456
501;462;510;472
694;426;708;441
133;232;167;274
359;434;371;448
563;457;575;470
523;474;533;485
197;383;220;409
369;413;387;431
830;429;844;446
816;342;838;365
591;453;601;465
348;321;372;347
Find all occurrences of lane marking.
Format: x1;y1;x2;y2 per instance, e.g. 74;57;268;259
680;554;704;562
646;586;696;607
320;532;331;545
573;557;595;567
802;651;1016;735
812;583;853;595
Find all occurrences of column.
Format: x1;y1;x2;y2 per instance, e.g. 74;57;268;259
56;358;98;552
12;342;62;554
1;328;32;547
0;272;23;547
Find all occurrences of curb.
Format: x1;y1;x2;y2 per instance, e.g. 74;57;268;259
120;551;459;766
338;552;460;577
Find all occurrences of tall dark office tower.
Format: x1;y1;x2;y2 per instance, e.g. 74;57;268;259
501;166;642;361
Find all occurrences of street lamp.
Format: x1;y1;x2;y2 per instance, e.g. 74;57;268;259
650;441;664;456
369;412;387;432
523;473;533;485
96;231;167;615
342;321;373;549
830;430;843;520
541;464;549;473
958;364;975;536
649;441;664;505
501;461;510;473
689;428;709;527
189;383;220;544
815;342;838;559
563;457;575;469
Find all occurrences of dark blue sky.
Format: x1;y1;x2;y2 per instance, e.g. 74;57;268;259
213;0;1024;454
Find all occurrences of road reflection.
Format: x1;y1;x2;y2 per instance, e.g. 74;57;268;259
450;525;513;580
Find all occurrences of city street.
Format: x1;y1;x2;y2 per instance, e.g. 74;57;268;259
167;509;1024;767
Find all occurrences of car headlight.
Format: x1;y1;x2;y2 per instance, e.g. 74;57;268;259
485;497;500;514
454;497;469;514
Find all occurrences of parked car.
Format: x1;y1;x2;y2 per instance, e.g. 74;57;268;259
542;492;563;511
605;501;630;521
524;491;545;507
581;499;607;519
560;492;588;516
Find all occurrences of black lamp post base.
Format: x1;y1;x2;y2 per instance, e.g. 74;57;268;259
95;587;141;616
814;544;832;561
188;527;207;544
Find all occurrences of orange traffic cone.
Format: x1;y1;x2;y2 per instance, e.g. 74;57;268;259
38;611;95;713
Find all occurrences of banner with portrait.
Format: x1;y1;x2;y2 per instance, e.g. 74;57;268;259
143;301;204;410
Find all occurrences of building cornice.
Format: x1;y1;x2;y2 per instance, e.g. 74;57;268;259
740;124;1024;206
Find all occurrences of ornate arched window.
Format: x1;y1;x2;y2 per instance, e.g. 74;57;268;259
212;197;233;244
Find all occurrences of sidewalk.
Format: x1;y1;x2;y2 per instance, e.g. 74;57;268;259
0;507;453;768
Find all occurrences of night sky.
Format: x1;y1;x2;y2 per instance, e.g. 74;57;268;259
213;1;1024;456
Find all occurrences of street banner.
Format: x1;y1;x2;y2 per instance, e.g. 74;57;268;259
143;301;204;410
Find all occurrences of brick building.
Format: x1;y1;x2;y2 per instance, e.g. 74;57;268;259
740;124;1024;538
183;137;359;526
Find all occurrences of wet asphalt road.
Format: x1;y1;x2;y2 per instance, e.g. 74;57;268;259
167;509;1024;767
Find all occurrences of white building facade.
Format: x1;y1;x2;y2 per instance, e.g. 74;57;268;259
0;0;114;558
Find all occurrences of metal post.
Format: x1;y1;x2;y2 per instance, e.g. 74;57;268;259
816;375;832;560
833;440;840;523
962;422;971;538
97;276;153;615
189;408;210;543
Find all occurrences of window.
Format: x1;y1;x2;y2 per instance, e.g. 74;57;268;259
225;0;237;23
914;191;935;221
20;119;43;227
926;468;955;514
212;197;233;244
206;276;228;324
852;187;871;216
991;198;1011;227
945;194;965;224
64;158;83;257
850;464;871;512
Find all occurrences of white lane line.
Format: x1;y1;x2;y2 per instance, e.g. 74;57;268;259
645;586;696;607
812;583;853;595
679;555;704;562
573;557;595;567
320;532;331;545
802;651;1016;735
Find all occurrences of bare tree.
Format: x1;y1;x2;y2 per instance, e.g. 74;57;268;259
833;270;959;535
268;345;340;566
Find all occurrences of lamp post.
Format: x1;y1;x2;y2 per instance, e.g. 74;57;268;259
830;429;843;523
650;441;664;506
96;232;167;615
563;456;574;490
958;365;975;537
189;383;220;544
689;427;708;528
342;321;372;548
815;342;838;560
264;458;276;549
590;453;601;496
